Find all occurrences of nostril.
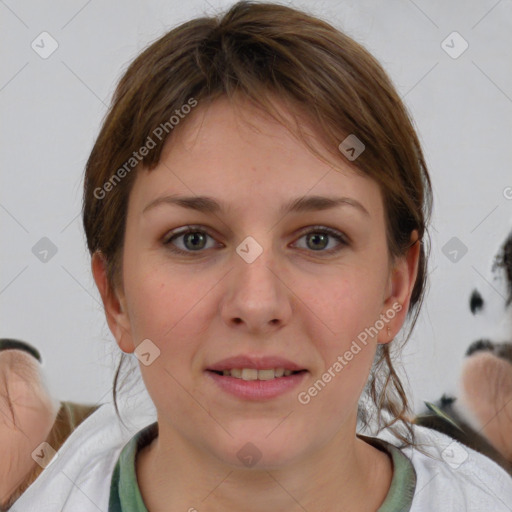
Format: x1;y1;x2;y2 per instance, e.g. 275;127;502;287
466;339;494;357
469;289;484;315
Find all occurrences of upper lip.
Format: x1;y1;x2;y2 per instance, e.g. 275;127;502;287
206;355;306;372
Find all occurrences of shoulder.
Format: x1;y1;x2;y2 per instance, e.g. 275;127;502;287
10;398;157;511
376;424;512;512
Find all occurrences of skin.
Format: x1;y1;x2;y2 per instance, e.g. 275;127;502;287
460;352;512;461
0;350;59;507
92;96;420;512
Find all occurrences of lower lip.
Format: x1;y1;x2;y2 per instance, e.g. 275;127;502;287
205;370;308;400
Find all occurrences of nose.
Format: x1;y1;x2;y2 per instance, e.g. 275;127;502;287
220;243;293;334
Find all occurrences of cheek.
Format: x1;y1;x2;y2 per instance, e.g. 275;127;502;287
123;258;207;343
300;267;386;348
294;270;383;402
124;266;209;408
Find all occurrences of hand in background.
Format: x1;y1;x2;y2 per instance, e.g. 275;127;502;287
460;350;512;463
0;348;60;509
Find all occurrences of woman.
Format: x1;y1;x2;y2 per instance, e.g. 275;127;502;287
2;1;512;510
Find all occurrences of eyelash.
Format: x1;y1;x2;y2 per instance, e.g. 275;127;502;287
162;225;349;256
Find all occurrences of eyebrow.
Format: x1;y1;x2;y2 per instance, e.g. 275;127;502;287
142;194;370;217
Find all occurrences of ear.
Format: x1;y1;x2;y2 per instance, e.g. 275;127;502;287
377;230;421;344
91;251;135;353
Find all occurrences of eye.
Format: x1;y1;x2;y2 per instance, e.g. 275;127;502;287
293;226;349;254
162;225;348;256
162;226;220;254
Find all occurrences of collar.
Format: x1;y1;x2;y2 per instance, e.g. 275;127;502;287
109;423;416;511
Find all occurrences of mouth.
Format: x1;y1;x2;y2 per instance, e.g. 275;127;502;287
206;368;308;380
205;355;309;399
205;363;309;400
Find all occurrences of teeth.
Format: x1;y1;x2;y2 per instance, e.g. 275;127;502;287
242;368;259;380
217;368;297;380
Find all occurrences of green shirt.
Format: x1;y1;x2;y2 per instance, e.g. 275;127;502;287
109;423;416;511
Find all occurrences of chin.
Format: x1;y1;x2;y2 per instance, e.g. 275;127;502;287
209;430;306;470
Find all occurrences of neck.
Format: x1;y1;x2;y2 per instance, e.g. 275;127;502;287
136;415;393;512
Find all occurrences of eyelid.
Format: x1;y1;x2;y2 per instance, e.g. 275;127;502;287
162;225;221;246
293;225;350;245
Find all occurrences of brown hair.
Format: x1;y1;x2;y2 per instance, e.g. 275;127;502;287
82;1;432;448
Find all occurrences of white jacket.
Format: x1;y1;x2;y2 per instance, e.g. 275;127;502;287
9;389;512;512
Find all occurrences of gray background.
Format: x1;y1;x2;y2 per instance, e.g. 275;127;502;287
1;0;511;415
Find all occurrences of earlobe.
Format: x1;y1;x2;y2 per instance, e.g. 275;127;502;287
378;231;421;344
91;251;135;353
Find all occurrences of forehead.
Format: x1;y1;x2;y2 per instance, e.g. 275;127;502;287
128;97;384;220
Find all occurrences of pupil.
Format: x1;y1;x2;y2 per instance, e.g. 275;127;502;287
309;233;327;250
186;232;205;250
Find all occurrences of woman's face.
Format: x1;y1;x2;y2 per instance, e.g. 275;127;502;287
95;96;417;468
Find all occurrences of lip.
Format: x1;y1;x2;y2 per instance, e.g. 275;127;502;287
206;355;306;372
205;369;309;400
